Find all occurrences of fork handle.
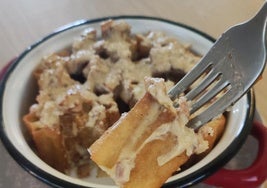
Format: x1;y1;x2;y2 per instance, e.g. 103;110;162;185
204;121;267;188
249;1;267;32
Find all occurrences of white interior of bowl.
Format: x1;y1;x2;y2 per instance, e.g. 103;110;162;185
2;18;249;187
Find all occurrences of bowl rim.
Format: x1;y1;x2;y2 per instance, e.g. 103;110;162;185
0;15;255;188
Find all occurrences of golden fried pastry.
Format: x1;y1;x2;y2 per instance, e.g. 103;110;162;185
89;77;211;188
180;114;226;170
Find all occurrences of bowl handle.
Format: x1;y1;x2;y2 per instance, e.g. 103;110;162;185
204;121;267;188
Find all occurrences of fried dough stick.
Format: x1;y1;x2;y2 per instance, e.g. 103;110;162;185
23;113;68;172
89;77;225;188
90;92;181;188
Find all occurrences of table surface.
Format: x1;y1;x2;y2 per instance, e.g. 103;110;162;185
0;0;266;187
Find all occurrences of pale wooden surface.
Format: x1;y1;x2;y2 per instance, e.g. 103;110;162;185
0;0;266;187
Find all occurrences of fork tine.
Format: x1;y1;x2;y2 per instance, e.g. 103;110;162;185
187;88;237;130
168;60;212;100
185;68;220;101
190;78;230;114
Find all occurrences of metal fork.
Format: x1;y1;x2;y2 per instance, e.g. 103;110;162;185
168;3;267;130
